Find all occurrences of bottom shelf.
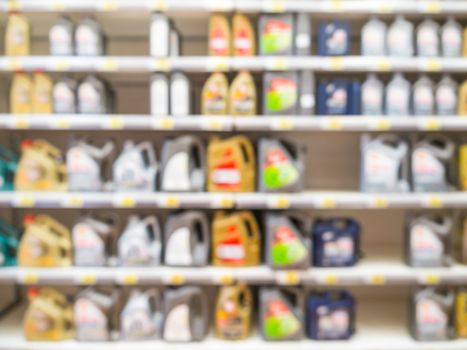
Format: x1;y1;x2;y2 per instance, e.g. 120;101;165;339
0;301;466;350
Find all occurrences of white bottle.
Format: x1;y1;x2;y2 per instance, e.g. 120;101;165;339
413;75;435;116
170;73;190;117
385;73;411;116
170;28;180;57
441;17;462;57
387;16;414;57
436;75;458;116
361;74;384;116
150;13;170;57
75;17;104;56
53;77;77;114
416;18;440;57
361;16;387;56
49;16;74;56
151;74;169;116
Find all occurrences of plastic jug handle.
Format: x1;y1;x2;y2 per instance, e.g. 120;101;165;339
238;137;255;165
146;289;162;315
191;138;206;170
242;212;260;240
142;216;161;241
192;290;209;338
138;142;157;168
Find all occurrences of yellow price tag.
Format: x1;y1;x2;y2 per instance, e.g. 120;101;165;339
218;197;234;208
425;59;441;72
108;117;124;129
377;3;394;13
55;118;71;129
370;274;386;285
326;118;343;130
66;195;84;208
169;274;185;285
80;274;97;285
53;60;70;71
218;274;235;285
6;58;21;71
323;274;338;285
17;195;35;207
427;196;443;208
269;58;288;71
376;59;391;71
422;118;441;131
267;0;285;12
277;271;300;285
373;196;388;208
320;197;336;209
157;117;174;130
122;273;139;285
51;0;65;11
423;274;440;285
152;58;171;71
14;118;29;129
274;118;294;130
118;196;136;208
374;119;391;130
330;0;343;11
272;196;290;209
424;1;441;13
153;0;167;11
164;196;180;208
22;273;38;284
328;57;344;71
101;0;118;11
204;118;223;131
7;0;20;11
101;58;119;71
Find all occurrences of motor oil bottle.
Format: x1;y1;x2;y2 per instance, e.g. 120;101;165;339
406;213;453;267
202;72;229;115
411;287;454;341
458;80;467;116
361;74;384;116
150;13;170;57
73;214;117;267
10;73;32;114
5;13;30;56
75;17;104;56
258;138;305;193
295;14;311;56
0;219;20;266
387;15;414;57
259;287;304;341
229;71;257;116
263;72;298;115
312;218;361;267
170;72;191;116
163;286;209;342
413;75;435;116
18;215;72;267
317;80;349;115
441;17;462;57
233;13;256;56
258;14;294;56
436;75;458;116
209;14;231;56
160;136;205;192
318;21;350;56
385;73;411;116
457;216;467;263
32;72;53;114
456;290;467;337
24;288;74;341
299;71;315;115
150;73;169;116
164;211;209;267
78;75;110;114
361;16;387;56
15;139;67;191
53;77;77;114
67;139;114;192
265;212;310;270
74;288;120;341
120;288;163;341
0;144;18;191
416;18;440;57
412;136;456;192
207;136;255;192
215;285;252;340
113;141;157;191
212;211;260;267
118;215;162;267
49;16;74;56
360;134;410;193
463;27;467;57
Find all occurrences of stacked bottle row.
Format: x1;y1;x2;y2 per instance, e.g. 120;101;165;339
2;210;467;269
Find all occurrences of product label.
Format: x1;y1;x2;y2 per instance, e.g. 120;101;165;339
263;299;300;339
203;80;227;114
75;298;109;341
78;83;102;114
76;25;101;56
388;27;410;56
20;234;45;261
24;308;53;335
262;148;299;190
412;148;445;191
410;224;443;266
235;28;252;55
418;27;438;56
73;222;105;266
326;85;348;115
211;27;229;56
414;86;435;115
164;304;191;341
436;85;456;115
317;306;350;339
362;85;383;115
122;308;157;340
165;227;193;266
364;148;399;191
212;149;242;190
386;85;409;116
322;232;354;266
216;235;246;263
261;19;292;54
216;298;244;339
231;80;255;115
53;82;75;114
50;25;73;56
416;298;448;339
325;26;348;55
162;152;191;191
442;27;461;56
67;147;101;191
266;78;297;113
362;26;385;55
271;225;307;267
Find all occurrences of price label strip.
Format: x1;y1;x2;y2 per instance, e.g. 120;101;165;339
276;271;300;285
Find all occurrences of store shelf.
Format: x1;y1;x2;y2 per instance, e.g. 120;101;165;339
0;115;233;131
0;302;466;350
0;56;464;73
1;262;466;286
3;0;467;15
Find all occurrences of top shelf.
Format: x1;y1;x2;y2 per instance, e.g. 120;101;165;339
2;0;467;15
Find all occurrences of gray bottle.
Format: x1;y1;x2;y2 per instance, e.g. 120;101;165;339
441;17;462;57
265;212;311;270
163;287;209;342
259;287;304;341
361;16;387;56
385;73;411;116
160;136;206;192
406;213;453;268
412;136;456;193
411;287;454;341
53;77;77;114
120;288;162;341
295;14;311;56
78;76;110;114
360;134;410;193
412;75;435;116
164;211;210;267
75;17;104;56
49;16;74;56
74;288;120;342
436;75;458;116
387;16;414;57
361;74;384;116
299;71;315;115
416;18;440;57
258;138;305;193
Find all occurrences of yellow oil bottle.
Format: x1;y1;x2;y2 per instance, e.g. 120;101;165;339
207;136;255;192
458;80;467;116
32;72;53;114
456;290;467;337
10;73;32;114
459;144;467;190
5;12;30;56
209;14;231;56
18;215;72;267
202;72;229;115
15;139;67;191
233;14;256;56
212;211;260;267
229;71;257;116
